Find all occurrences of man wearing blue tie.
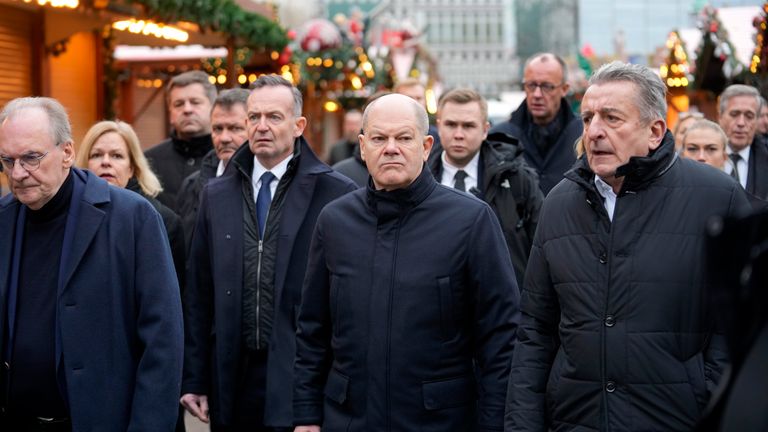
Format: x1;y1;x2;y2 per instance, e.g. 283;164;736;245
181;75;356;431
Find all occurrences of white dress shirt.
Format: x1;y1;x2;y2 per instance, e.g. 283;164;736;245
251;154;293;204
726;145;750;189
594;175;617;222
440;151;480;192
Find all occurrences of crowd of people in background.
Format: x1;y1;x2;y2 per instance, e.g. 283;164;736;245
0;52;766;432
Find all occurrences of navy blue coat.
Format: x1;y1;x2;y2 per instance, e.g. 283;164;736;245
489;98;582;195
182;138;356;426
0;168;183;431
293;167;520;431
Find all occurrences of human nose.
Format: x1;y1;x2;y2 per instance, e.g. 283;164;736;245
255;117;269;131
9;159;29;180
100;154;112;166
382;137;400;154
586;117;605;141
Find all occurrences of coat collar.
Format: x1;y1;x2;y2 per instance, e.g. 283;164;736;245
565;130;677;193
366;164;436;222
228;135;331;180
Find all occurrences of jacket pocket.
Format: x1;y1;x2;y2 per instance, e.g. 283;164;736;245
422;375;475;410
437;276;456;341
324;368;349;405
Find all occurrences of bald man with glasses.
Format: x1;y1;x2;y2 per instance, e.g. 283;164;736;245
490;53;583;194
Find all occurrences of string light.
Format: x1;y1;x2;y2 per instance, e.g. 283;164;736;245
112;19;189;43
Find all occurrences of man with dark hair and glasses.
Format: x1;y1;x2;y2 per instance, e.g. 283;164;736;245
0;97;183;431
490;52;583;194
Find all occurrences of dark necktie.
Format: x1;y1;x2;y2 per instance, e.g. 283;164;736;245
454;170;468;192
729;153;741;183
256;171;275;237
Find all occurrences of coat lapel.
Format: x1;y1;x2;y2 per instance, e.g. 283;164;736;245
273;173;317;294
59;170;108;292
0;200;20;338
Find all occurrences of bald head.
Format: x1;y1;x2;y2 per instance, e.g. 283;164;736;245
362;93;429;135
359;93;433;191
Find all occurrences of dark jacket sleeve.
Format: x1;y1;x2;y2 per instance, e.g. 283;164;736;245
703;184;753;394
181;187;214;396
524;171;544;244
293;215;333;426
177;172;201;251
469;206;521;431
158;205;186;293
505;223;560;432
129;200;184;430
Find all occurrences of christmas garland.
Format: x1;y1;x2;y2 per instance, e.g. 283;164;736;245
128;0;288;52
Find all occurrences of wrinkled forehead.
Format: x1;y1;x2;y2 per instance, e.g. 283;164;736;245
0;109;55;152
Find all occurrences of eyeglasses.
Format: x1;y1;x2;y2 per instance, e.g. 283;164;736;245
0;151;49;173
522;81;563;94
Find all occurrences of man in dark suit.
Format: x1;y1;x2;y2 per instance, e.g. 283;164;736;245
181;76;356;431
489;53;582;195
719;84;768;200
293;93;519;432
145;71;217;212
428;88;543;287
0;97;183;430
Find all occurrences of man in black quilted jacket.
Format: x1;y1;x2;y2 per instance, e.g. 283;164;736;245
506;61;751;431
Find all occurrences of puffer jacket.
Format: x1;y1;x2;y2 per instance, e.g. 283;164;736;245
506;132;751;431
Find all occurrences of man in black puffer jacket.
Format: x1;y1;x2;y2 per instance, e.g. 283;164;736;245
506;62;752;431
429;88;543;287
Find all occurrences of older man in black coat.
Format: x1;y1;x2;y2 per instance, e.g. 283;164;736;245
294;94;519;432
507;62;751;431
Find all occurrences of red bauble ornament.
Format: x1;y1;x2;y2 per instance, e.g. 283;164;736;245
298;19;342;52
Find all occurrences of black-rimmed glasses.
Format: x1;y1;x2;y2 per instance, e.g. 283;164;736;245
0;151;49;173
522;81;564;94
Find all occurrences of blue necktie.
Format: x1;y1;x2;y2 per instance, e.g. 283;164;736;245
256;171;275;237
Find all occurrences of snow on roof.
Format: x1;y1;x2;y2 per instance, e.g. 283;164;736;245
114;45;228;62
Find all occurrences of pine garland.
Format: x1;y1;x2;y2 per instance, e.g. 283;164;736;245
128;0;288;52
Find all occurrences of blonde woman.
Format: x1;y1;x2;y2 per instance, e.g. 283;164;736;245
77;120;185;288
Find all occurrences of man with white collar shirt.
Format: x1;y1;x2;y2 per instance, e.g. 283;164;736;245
718;84;768;200
428;88;543;287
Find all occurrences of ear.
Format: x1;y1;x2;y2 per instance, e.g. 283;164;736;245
648;119;666;151
61;141;75;168
422;134;434;161
358;133;367;162
560;82;570;98
293;116;307;137
482;121;490;141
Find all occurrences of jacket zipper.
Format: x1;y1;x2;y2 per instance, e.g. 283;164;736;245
256;239;263;348
385;222;401;432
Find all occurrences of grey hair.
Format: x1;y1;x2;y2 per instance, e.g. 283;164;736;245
683;119;728;149
213;88;250;113
524;52;569;83
718;84;761;115
362;94;428;135
588;61;667;124
0;97;72;146
251;75;303;117
167;70;217;104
